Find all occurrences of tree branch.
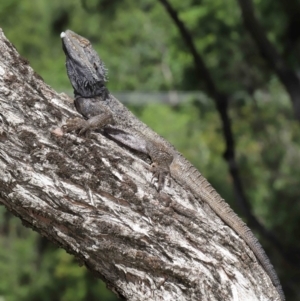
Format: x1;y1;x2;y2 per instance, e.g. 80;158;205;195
0;28;280;300
237;0;300;121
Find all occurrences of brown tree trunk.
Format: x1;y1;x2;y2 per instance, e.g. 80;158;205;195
0;28;281;300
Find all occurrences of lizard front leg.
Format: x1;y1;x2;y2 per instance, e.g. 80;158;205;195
63;113;113;135
63;97;114;135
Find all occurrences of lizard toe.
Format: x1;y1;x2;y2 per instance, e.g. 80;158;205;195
150;162;170;191
63;117;89;134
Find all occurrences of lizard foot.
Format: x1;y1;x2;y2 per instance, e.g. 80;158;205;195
62;117;91;136
150;162;170;191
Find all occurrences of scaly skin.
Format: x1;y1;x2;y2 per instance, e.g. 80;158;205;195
61;29;285;300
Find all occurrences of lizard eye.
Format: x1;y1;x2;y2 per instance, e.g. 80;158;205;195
80;37;90;47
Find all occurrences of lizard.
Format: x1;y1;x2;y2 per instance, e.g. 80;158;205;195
60;29;285;300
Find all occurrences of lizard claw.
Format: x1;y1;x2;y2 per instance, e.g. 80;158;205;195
150;162;170;191
62;117;91;136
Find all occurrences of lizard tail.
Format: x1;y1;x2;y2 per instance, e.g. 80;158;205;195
171;156;285;301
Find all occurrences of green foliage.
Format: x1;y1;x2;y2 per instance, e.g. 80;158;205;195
0;206;118;301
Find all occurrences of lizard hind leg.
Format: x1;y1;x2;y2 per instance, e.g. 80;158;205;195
150;162;171;190
148;145;173;191
104;127;173;190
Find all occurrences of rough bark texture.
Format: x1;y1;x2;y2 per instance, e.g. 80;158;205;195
0;28;280;300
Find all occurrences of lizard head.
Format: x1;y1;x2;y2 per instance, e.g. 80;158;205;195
61;30;108;99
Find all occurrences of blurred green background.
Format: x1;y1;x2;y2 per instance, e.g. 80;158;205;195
1;0;300;300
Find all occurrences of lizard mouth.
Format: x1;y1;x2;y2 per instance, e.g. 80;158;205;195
61;32;74;60
61;40;70;59
60;32;69;56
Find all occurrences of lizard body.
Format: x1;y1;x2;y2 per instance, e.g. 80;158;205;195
61;30;284;300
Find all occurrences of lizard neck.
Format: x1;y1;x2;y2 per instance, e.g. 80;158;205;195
74;85;109;100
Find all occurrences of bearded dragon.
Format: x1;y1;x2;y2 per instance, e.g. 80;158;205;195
60;29;284;300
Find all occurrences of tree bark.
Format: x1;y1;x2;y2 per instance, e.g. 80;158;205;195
0;28;280;300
